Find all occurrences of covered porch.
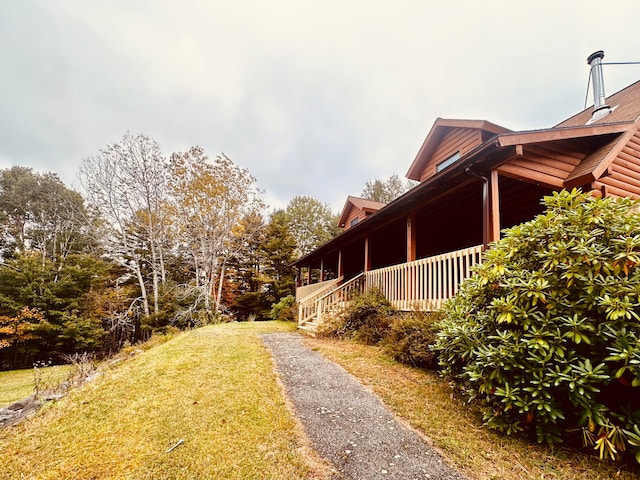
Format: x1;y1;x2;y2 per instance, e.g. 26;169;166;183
295;171;554;331
294;89;640;332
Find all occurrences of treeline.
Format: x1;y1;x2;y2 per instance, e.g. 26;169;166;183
0;133;339;370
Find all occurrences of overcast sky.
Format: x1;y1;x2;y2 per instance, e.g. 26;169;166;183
2;1;640;212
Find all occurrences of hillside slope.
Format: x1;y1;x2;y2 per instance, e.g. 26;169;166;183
0;321;327;480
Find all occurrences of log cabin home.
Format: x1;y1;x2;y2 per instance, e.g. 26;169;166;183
295;51;640;332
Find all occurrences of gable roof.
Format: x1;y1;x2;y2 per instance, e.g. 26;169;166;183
405;118;510;181
338;196;386;227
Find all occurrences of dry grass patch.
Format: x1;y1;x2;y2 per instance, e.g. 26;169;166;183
0;321;328;480
306;337;638;480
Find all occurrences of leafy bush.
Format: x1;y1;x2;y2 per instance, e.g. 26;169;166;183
318;288;393;344
270;295;296;321
382;311;441;369
435;189;640;464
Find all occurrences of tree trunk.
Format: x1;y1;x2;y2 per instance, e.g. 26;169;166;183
216;260;226;313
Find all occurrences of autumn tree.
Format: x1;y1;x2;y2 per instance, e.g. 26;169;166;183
80;133;168;318
285;196;340;258
0;307;44;369
166;147;264;323
361;174;416;203
0;252;111;368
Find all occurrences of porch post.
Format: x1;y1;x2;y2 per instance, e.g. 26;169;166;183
306;266;312;285
489;169;501;243
364;236;371;272
407;211;416;262
338;249;344;277
320;259;325;282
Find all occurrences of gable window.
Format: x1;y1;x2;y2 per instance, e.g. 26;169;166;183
350;218;359;227
436;151;460;172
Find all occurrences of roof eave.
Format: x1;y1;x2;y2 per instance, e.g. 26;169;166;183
293;137;504;267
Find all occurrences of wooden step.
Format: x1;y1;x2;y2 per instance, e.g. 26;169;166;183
298;321;320;337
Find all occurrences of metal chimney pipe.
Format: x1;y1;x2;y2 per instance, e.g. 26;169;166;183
587;50;611;121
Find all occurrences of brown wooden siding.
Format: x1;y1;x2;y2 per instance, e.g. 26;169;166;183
596;129;640;198
497;143;586;188
343;208;368;230
419;128;482;181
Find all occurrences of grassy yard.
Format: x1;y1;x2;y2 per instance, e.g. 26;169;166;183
0;321;330;480
0;365;71;408
2;322;637;479
306;337;638;480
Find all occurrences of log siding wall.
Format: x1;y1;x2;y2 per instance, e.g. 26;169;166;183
498;143;586;189
343;208;368;229
596;128;640;198
419;128;482;181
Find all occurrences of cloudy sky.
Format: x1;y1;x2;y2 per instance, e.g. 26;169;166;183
2;1;640;212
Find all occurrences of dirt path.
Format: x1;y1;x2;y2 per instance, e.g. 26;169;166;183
262;332;467;480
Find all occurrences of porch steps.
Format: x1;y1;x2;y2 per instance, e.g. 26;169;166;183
298;321;320;336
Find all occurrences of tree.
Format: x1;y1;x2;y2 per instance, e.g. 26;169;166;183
80;133;168;318
0;166;39;255
361;174;416;203
0;167;93;262
166;147;264;322
285;196;340;258
228;214;270;321
261;210;297;300
229;210;298;320
0;252;111;368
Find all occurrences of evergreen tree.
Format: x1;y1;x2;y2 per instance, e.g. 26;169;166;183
261;210;297;300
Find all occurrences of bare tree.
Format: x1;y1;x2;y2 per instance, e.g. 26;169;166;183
79;133;167;317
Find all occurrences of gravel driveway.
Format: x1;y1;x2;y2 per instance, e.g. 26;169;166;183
262;332;467;480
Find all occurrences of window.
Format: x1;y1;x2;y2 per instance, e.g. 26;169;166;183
350;218;359;227
436;151;460;172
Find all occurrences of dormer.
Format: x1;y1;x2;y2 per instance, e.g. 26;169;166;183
338;196;386;230
406;118;511;182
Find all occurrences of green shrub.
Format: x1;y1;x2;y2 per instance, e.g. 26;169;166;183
270;295;296;321
382;311;441;369
435;189;640;465
318;288;393;344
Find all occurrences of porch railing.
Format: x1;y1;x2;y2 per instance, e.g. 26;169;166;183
365;244;483;310
296;278;341;302
296;244;484;329
312;273;365;325
297;277;343;326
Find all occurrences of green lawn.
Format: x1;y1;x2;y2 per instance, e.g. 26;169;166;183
0;365;71;408
3;321;636;479
0;321;329;480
